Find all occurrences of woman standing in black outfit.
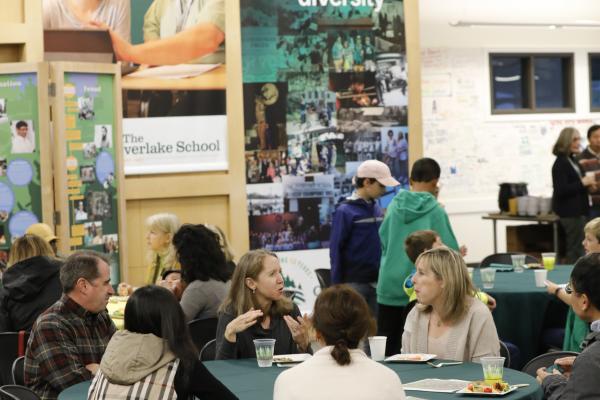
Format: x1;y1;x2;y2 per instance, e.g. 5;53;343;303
552;127;596;263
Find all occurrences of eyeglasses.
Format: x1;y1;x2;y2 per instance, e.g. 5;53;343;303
565;283;573;295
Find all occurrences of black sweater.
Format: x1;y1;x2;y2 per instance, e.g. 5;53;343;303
174;359;237;400
552;155;589;218
0;256;62;332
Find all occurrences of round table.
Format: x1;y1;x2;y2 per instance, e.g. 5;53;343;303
58;359;542;400
471;265;573;367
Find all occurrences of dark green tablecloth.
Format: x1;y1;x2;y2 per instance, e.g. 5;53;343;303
471;265;573;367
57;359;542;400
204;359;542;400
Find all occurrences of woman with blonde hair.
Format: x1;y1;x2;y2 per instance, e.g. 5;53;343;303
552;127;595;263
146;213;180;284
402;247;499;362
0;235;62;331
216;249;310;359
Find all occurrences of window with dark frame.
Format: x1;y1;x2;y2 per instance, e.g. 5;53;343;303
589;54;600;111
490;53;574;114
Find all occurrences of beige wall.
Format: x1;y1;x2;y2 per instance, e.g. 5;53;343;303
405;0;423;161
0;0;43;62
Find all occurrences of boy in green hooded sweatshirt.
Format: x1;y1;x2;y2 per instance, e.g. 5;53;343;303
376;157;466;355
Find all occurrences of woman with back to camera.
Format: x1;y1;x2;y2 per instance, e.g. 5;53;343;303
88;285;237;400
146;213;180;284
402;247;500;362
0;234;62;332
216;249;310;359
552;127;596;263
171;224;230;321
273;285;406;400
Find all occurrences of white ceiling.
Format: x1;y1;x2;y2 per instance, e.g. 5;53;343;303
419;0;600;47
420;0;600;25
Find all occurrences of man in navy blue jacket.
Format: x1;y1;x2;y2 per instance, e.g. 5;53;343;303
329;160;399;316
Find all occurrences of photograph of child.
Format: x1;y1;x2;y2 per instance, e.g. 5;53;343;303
10;120;36;154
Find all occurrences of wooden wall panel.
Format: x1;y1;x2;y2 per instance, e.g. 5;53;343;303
2;1;43;62
406;0;423;161
125;196;230;285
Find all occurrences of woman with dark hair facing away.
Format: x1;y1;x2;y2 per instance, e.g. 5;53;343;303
274;285;406;400
88;285;237;400
0;234;62;332
552;127;596;263
216;249;310;359
170;224;230;321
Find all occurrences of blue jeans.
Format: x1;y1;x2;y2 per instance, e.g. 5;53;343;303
347;282;378;318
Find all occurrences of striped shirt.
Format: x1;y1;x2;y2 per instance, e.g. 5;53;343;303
24;294;116;400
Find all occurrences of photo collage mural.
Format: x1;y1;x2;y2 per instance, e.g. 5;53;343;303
241;0;408;308
242;1;407;250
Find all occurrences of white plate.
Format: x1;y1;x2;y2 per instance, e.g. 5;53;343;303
384;354;437;363
272;353;312;363
456;386;518;396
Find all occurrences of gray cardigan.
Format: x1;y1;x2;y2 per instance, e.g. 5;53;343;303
215;304;302;359
180;279;229;322
542;330;600;399
402;297;500;362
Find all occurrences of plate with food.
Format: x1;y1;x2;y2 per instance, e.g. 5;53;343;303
524;263;543;269
457;381;517;396
273;353;312;364
384;354;436;363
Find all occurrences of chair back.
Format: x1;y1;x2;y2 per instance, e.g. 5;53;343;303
522;351;579;377
499;341;511;368
199;339;216;362
0;385;41;400
0;332;29;386
480;252;538;268
10;358;24;387
187;318;217;353
314;269;331;290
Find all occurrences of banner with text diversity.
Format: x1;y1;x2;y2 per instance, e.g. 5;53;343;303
241;0;408;308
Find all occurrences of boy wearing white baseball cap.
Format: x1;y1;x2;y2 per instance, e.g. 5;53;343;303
329;160;399;316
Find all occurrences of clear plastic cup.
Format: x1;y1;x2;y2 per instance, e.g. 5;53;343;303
467;267;474;280
368;336;387;361
253;339;276;367
510;254;526;273
542;252;556;271
480;268;496;289
481;356;505;384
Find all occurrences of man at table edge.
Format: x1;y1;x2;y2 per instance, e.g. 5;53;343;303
24;251;116;400
536;252;600;399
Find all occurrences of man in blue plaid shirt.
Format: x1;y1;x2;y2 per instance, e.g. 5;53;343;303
25;251;116;400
